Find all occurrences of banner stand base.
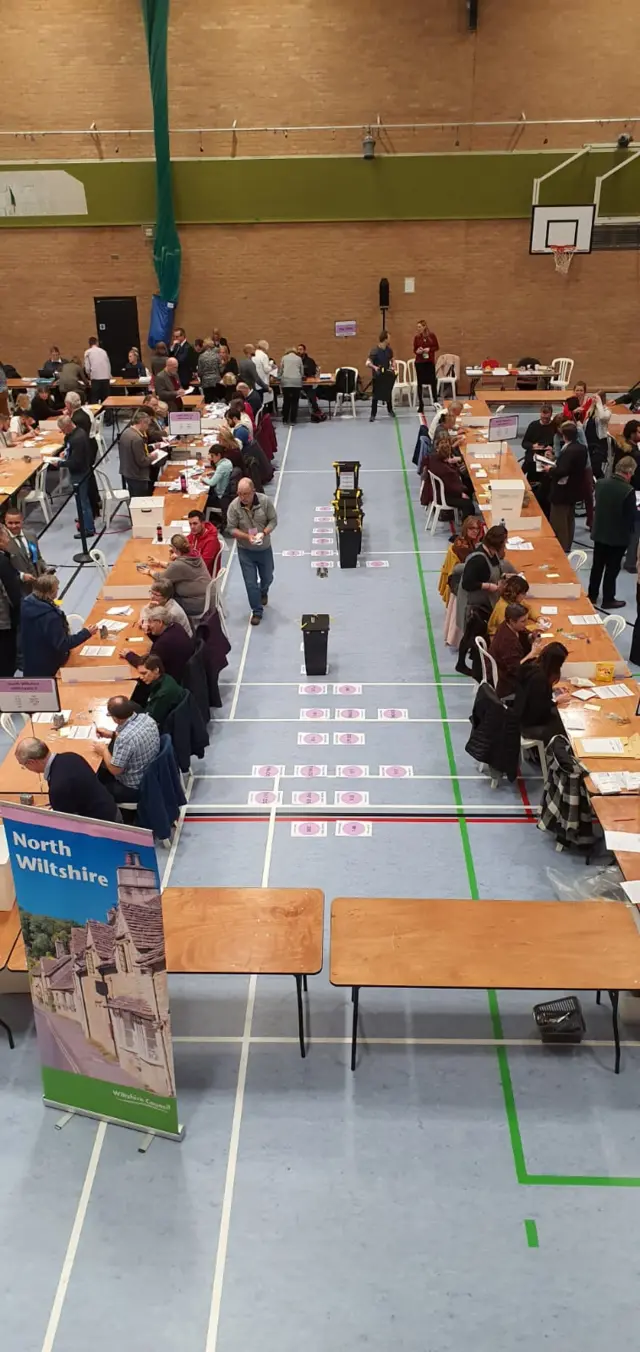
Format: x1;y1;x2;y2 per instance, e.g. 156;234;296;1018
44;1100;185;1144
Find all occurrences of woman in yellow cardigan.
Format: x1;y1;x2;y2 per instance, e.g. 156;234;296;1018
487;573;540;637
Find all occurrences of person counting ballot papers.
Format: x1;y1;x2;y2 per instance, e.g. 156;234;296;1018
15;738;122;823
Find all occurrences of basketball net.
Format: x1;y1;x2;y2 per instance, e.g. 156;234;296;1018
551;245;575;275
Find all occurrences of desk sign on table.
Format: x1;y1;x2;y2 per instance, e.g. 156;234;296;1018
0;677;60;714
169;410;202;437
488;414;519;441
1;801;182;1140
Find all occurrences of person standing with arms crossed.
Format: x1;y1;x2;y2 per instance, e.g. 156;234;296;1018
226;477;278;626
412;319;439;413
367;331;396;422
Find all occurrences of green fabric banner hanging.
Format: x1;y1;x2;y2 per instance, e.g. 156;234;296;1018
140;0;181;303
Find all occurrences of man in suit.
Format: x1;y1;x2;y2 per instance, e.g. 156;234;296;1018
57;414;95;538
4;507;52;591
15;737;122;822
155;357;184;412
64;391;101;520
119;410;153;496
170;328;197;388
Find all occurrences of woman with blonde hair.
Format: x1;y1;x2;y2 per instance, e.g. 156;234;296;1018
439;515;484;648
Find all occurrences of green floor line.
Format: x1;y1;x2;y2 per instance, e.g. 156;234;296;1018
524;1219;539;1247
395;420;640;1191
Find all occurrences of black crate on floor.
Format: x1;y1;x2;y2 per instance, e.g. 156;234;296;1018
533;996;585;1044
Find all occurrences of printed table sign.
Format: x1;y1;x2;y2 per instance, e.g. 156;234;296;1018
335;708;365;720
300;708;330;720
297;732;329;746
252;764;285;777
293;764;327;777
299;683;328;695
291;791;327;805
291;821;327;837
333;684;362;695
378;708;409;720
334;791;370;806
336;764;369;778
335;820;373;837
248;791;283;805
379;765;414;777
334;731;365;745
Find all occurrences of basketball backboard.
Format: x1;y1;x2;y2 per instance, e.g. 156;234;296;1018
529;204;595;254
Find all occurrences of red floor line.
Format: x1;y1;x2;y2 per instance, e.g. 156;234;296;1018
516;774;537;823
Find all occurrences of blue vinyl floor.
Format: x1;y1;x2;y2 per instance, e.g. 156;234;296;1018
2;405;640;1352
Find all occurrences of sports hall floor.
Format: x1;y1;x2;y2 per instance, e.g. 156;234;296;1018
2;407;640;1352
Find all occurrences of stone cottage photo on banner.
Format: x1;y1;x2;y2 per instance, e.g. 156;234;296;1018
1;801;181;1140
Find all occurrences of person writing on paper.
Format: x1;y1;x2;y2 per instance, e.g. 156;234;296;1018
118;410;152;496
122;606;195;682
139;578;193;636
145;534;211;620
15;737;122;822
487;573;539;637
20;574;96;678
131;654;183;726
9;395;36;442
122;347;147;380
489;603;534;699
514;641;569;745
92;696;160;805
0;411;17;448
587;456;637;611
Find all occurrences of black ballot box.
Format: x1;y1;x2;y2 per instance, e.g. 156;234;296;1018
337;517;361;568
301;613;330;676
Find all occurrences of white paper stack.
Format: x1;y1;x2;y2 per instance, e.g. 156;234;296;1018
80;645;116;658
591;771;640;794
593;683;634;700
33;710;72;723
568;614;604;626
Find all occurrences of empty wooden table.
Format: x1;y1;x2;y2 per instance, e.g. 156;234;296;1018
592;797;640;882
163;886;325;1055
330;895;640;1071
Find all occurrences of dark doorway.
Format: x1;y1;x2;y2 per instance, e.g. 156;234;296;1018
94;296;141;375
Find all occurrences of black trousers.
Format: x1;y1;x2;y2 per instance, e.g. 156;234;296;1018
126;477;153;497
588;542;625;606
0;628;17;678
630;586;640;666
90;378;112;403
370;397;394;419
415;359;436;410
282;388;301;424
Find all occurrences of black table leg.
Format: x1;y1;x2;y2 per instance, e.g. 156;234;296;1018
596;990;602;1005
303;975;308;993
0;1016;15;1049
609;990;621;1074
294;975;306;1059
351;986;360;1071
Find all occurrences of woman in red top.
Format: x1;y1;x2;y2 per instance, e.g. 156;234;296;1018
412;320;439;413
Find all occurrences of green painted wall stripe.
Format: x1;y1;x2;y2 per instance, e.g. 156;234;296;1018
395;418;640;1191
524;1219;539;1248
0;148;637;228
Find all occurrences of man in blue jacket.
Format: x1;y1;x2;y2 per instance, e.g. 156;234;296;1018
20;574;96;678
15;738;121;822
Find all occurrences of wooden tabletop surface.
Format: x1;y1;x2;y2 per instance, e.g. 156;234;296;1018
592;797;640;881
0;681;134;802
0;457;43;499
330;896;640;990
162;886;325;974
63;599;149;677
0;906;21;970
153;463;209;521
102;539;171;597
102;394;204;410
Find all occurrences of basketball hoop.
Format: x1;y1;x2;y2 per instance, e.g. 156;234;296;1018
550;244;576;275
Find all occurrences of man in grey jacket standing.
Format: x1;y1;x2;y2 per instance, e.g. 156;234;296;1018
226;478;278;625
119;411;152;496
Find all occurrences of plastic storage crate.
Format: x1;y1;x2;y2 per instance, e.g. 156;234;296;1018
533;996;585;1044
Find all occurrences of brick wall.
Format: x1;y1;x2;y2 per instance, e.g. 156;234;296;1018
2;222;638;389
2;0;637;159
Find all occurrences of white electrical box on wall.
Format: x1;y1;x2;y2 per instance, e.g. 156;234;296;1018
404;277;415;293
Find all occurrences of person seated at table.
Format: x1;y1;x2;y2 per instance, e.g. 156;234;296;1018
122;605;195;682
92;696;160;805
216;423;245;468
237;380;262;424
30;382;57;424
521;402;555;460
122;347;148;380
487;573;539;637
187;509;221;576
145;534;211;620
40;346;64;378
0;411;16;447
227;399;253;440
140;577;193;636
131;653;184;726
515;356;542;391
432;407;465;459
4;505;52;592
614;418;640;463
119;409;152;496
150;341;169;376
154;356;184;412
420;440;475;522
458;524;510;623
20;574;96;678
296;343;326;421
513;641;569;745
489;603;533;698
197;338;222;405
140;392;168;442
202;444;234;509
9;395;36;441
15;737;122;822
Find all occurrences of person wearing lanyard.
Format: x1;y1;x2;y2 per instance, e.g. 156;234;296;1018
412;319;439;412
226;478;278;625
366;331;396;422
3;506;52;591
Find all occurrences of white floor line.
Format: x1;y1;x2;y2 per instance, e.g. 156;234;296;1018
227;428;293;723
204;774;280;1352
161;776;194;890
218;681;472;687
40;1120;107;1352
217;716;469;724
218;539;237;597
173;1035;640;1049
186;802;536;813
191;773;540;781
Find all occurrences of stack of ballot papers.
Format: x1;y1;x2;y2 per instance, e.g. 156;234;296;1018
107;606;132;616
32;710;71;723
506;539;533;551
80;645;116;658
590;772;640;793
59;725;97;741
592;683;634;700
568;614;604;626
96;619;127;633
604;829;640;853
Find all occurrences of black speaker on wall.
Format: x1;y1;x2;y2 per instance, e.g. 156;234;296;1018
379;278;390;310
467;0;478;30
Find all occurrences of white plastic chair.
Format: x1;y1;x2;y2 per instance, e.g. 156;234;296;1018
392;360;412;410
95;469;131;525
567;549;587;571
475;636;498;688
190;575;216;626
437;373;457;400
425;471;455;535
521;735;549;784
334;368;358;418
0;711;28;740
427;407;445;439
214;566;230;638
65;614;85;629
22;465;53;524
550;357;574;390
406;357;418;409
494;404;506;414
93;408;107;459
90;548;109;582
603;614;626;641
